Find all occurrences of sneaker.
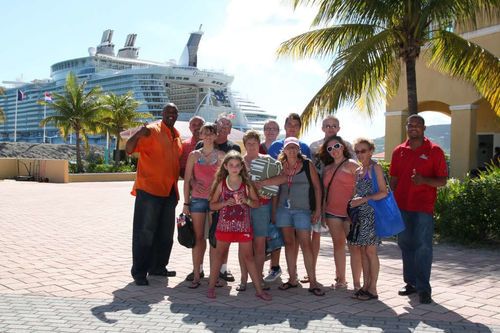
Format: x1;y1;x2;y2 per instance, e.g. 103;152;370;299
219;270;235;282
264;267;282;282
186;271;205;281
398;284;417;296
133;277;149;286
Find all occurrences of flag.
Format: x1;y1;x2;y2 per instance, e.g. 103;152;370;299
44;92;53;102
17;90;26;101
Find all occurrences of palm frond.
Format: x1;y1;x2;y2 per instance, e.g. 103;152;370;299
299;29;400;131
277;24;378;60
427;30;500;114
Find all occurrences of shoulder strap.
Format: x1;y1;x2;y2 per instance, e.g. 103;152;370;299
370;163;392;194
303;159;312;184
325;158;348;202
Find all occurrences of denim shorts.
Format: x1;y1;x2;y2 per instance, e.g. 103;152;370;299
325;213;347;221
276;208;311;230
190;197;210;213
251;203;271;237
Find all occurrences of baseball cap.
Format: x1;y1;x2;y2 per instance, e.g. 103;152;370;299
283;137;300;148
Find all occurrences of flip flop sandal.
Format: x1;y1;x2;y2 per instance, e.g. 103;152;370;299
236;283;247;291
308;287;325;296
279;282;299;290
255;291;272;301
357;291;378;301
207;287;216;299
300;276;310;283
188;281;201;289
351;289;367;299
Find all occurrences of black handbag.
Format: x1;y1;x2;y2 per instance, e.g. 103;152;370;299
209;211;218;248
177;213;195;248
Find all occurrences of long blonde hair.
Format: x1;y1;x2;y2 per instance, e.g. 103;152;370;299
209;151;256;200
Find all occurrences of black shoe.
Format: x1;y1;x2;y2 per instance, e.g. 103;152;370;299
419;292;432;304
219;270;235;282
149;268;176;277
134;277;149;286
186;271;205;281
398;284;417;296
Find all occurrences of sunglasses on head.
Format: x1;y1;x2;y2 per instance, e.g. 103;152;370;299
327;143;343;152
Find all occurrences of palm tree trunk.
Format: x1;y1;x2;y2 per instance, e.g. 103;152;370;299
405;56;419;115
75;130;83;173
114;130;121;165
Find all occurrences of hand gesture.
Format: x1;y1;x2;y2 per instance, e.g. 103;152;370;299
137;122;151;137
225;197;237;206
411;168;424;185
349;197;364;208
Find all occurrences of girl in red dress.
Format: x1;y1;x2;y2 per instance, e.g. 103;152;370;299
208;151;272;301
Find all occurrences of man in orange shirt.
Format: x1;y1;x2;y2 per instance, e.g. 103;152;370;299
126;103;183;286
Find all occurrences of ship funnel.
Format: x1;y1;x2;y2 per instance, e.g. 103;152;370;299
178;27;204;67
96;29;115;56
118;33;139;59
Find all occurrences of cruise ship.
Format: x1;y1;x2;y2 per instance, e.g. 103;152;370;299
232;92;277;132
0;28;273;144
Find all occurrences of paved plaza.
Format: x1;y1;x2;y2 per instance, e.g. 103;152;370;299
0;180;499;332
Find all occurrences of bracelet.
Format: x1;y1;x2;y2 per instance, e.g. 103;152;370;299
183;203;190;206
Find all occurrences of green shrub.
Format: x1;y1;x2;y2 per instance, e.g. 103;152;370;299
435;165;500;245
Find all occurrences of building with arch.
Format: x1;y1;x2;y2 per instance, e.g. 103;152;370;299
385;17;499;178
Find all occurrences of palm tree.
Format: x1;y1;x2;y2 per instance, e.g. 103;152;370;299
100;92;152;164
40;72;103;173
0;86;5;123
277;0;500;130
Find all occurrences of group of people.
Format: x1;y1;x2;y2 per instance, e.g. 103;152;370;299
127;102;448;305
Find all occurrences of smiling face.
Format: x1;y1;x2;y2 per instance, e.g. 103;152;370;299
216;118;232;141
283;143;300;160
354;142;373;165
224;158;243;176
244;137;260;157
326;139;345;160
263;121;280;142
162;104;178;127
322;118;340;138
200;127;216;144
189;117;204;140
406;116;426;140
284;118;301;138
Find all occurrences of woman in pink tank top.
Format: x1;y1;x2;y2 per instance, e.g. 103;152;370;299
183;123;225;288
318;135;361;291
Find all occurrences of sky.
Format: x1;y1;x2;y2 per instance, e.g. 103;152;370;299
1;0;450;143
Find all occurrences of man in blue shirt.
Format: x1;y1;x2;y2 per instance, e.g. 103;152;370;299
267;113;311;160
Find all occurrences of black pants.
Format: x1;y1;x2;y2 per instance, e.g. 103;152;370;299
131;188;177;279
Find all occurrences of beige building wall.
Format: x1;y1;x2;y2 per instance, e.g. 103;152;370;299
385;22;500;178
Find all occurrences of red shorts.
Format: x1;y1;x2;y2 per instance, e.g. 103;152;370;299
216;231;253;243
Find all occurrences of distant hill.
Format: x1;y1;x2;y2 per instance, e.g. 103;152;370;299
373;124;451;155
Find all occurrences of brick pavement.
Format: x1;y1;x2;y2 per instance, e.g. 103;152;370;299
0;180;499;332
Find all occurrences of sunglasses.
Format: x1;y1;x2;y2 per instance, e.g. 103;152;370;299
326;143;343;152
355;149;369;154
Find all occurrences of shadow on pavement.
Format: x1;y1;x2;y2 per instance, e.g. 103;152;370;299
90;277;171;323
167;282;328;332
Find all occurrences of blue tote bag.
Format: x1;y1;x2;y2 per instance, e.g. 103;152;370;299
367;167;405;238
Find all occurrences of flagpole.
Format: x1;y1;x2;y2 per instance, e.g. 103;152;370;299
14;96;18;142
43;103;47;143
